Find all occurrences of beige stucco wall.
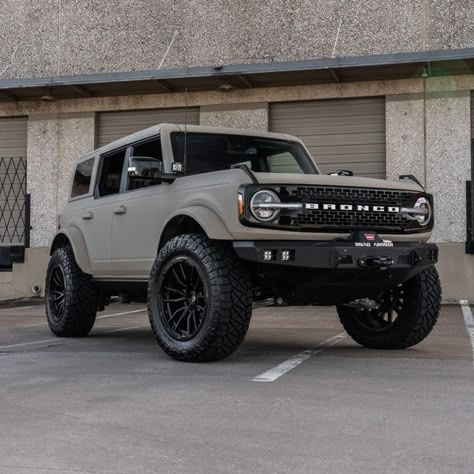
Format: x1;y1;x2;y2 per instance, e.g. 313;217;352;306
0;248;49;298
27;113;95;248
437;243;474;303
426;90;471;243
386;94;426;185
200;103;268;131
0;1;472;81
386;87;472;244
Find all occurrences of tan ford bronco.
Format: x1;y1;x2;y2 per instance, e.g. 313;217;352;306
46;124;441;362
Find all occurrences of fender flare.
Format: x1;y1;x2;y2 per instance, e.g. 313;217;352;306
50;227;93;275
160;206;234;243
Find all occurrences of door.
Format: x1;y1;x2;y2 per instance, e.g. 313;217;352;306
78;147;128;276
109;136;168;278
270;97;386;178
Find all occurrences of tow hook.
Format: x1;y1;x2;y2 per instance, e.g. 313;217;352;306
358;256;394;271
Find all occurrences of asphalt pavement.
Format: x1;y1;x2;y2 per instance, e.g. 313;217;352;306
0;302;473;474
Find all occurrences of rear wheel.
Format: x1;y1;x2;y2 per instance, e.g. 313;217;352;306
337;266;441;349
148;234;253;362
45;246;97;337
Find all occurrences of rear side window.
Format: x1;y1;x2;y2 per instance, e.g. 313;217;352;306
98;149;126;197
71;158;94;198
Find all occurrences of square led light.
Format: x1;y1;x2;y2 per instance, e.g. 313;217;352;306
281;249;294;261
263;250;275;261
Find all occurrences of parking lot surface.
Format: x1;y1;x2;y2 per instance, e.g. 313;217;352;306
0;302;473;474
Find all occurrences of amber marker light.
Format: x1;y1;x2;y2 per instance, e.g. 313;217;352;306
238;193;244;217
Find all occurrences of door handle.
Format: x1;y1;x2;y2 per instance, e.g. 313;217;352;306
81;211;94;220
113;205;127;215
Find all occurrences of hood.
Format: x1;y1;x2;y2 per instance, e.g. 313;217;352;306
252;172;424;193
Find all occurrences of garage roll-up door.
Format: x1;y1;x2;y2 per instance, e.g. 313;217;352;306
97;108;200;148
270;98;386;178
0;117;27;246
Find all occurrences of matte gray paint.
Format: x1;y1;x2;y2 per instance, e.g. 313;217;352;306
57;124;429;277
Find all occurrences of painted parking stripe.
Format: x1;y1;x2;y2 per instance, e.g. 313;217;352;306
460;300;474;368
0;324;146;350
97;308;147;319
253;332;347;382
0;305;36;312
19;308;147;328
0;337;62;350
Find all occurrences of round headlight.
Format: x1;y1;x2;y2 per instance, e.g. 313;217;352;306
414;197;432;226
250;189;281;222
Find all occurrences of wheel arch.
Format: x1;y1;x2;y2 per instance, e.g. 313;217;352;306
158;207;233;251
50;228;93;275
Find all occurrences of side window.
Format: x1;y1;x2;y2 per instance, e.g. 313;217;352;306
97;149;126;197
127;137;163;191
71;158;95;198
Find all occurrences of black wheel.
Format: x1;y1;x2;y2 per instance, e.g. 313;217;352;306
45;246;98;337
337;266;441;349
148;234;253;362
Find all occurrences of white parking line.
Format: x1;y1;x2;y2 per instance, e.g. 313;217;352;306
0;337;61;350
460;300;474;368
252;332;347;382
0;305;36;312
19;308;147;328
0;324;147;351
97;308;147;319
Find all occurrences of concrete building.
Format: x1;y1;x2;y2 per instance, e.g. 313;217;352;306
0;0;473;301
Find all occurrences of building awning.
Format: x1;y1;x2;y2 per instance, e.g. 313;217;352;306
0;47;473;102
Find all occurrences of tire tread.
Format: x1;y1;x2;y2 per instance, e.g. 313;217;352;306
337;266;441;349
45;246;97;337
148;234;253;362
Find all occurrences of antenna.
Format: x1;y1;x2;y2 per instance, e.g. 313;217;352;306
183;88;188;173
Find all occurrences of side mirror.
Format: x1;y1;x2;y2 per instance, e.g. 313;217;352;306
329;169;354;177
128;156;163;180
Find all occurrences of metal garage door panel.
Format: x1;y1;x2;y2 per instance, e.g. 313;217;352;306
0;117;27;158
0;117;27;246
270;98;386;179
97;108;200;148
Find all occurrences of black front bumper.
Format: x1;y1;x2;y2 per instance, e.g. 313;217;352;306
233;240;438;272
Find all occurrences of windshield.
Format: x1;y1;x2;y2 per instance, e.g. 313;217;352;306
170;132;318;175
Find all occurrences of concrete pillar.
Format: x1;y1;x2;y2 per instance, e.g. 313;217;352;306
386;94;425;184
425;90;471;243
27;113;95;248
424;89;473;302
200;103;268;131
385;88;473;302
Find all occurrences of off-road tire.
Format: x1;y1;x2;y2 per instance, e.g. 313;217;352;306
337;265;441;349
45;246;98;337
148;234;253;362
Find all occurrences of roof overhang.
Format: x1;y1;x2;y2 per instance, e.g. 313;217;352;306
0;47;473;103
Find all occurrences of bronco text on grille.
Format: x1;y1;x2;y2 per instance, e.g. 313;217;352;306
290;186;428;233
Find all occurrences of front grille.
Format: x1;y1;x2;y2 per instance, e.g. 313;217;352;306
290;186;413;205
288;186;418;232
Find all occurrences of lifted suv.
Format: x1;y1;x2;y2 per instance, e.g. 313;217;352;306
46;124;441;361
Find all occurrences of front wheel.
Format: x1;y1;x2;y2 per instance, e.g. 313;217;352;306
337;266;441;349
148;234;253;362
